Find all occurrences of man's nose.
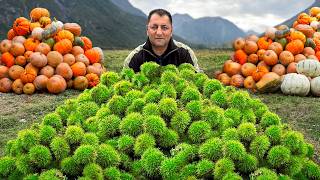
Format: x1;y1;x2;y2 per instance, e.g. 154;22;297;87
156;27;163;34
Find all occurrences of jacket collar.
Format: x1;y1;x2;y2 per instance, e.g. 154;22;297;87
143;37;178;57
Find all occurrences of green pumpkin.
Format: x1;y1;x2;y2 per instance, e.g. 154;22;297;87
42;23;59;39
275;29;290;39
305;38;316;49
44;38;55;48
73;37;85;47
275;38;288;49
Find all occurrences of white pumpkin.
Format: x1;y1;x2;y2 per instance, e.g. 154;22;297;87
296;59;320;77
265;27;277;40
311;76;320;96
310;21;319;30
31;27;44;40
281;73;310;96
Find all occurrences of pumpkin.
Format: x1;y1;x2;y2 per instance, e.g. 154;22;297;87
245;34;259;42
73;76;88;90
275;38;288;49
310;21;319;30
39;17;51;27
310;7;320;17
1;52;15;67
47;75;67;94
73;37;85;47
15;56;27;66
257;37;272;50
256;72;281;93
294;24;314;38
12;36;26;44
40;65;55;78
85;48;100;64
86;73;100;88
307;55;318;61
247;54;259;64
217;73;231;85
272;64;286;76
297;13;311;25
268;42;283;55
47;51;63;67
63;54;76;66
20;71;36;84
279;51;294;66
265;27;277;40
8;65;25;80
285;39;304;55
310;76;320;96
0;78;12;93
63;23;82;36
24;51;33;63
252;66;269;82
43;38;55;49
275;28;290;39
92;47;104;63
230;74;244;88
281;73;310;96
263;50;278;66
35;43;51;55
75;54;90;66
51;20;64;32
30;8;50;21
241;63;256;77
55;30;74;43
286;62;297;74
67;79;73;89
42;23;59;39
233;50;247;65
0;65;9;78
24;38;40;51
25;63;39;75
10;42;25;56
313;38;320;52
30;52;47;68
257;61;271;71
232;37;245;50
0;40;12;53
243;40;258;54
87;63;104;76
244;76;256;90
71;46;84;56
288;31;306;43
29;22;41;31
23;83;36;95
55;63;73;80
31;27;44;40
303;47;315;57
53;39;73;55
296;59;320;77
12;79;24;94
71;62;87;77
80;36;92;51
7;29;16;40
33;75;49;91
256;49;266;61
294;54;306;63
13;17;30;36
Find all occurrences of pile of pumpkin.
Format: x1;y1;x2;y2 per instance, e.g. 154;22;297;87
216;6;320;96
0;7;105;94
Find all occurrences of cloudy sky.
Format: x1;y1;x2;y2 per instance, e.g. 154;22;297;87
129;0;314;33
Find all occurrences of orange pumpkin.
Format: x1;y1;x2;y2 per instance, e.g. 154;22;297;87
85;48;101;64
268;42;283;55
86;73;100;88
75;54;90;66
24;38;40;51
1;52;15;67
10;42;25;56
15;56;27;66
244;76;256;90
35;43;51;55
257;37;272;50
279;51;294;66
230;74;244;88
12;79;24;94
13;17;30;36
24;51;33;63
23;83;36;95
0;78;12;93
252;66;269;82
8;65;25;80
63;23;82;36
257;61;271;71
294;54;306;63
310;7;320;17
39;17;51;27
288;31;306;43
313;38;320;52
243;40;258;54
47;75;67;94
303;47;315;57
40;65;55;78
247;54;259;64
53;39;73;55
285;39;304;55
33;75;49;91
271;64;286;76
297;13;310;24
55;30;74;43
73;76;88;90
63;54;76;66
87;63;104;76
29;22;41;31
55;63;73;80
7;29;16;40
263;50;278;66
241;63;257;77
71;62;86;77
81;36;93;51
47;51;63;68
12;36;26;44
0;65;9;78
71;46;84;56
233;37;245;50
217;73;231;86
30;8;50;21
25;63;39;75
245;34;259;42
20;71;36;84
234;49;247;65
287;62;297;73
0;40;12;53
30;52;48;68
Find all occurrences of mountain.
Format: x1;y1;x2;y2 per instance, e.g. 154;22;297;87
173;14;246;48
110;0;146;18
0;0;148;49
246;30;259;36
280;0;319;27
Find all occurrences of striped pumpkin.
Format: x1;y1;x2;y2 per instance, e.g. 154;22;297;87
296;59;320;77
281;73;310;96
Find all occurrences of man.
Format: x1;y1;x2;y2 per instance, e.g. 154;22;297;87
123;9;201;72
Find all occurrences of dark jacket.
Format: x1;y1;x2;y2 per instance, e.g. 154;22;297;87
124;38;200;72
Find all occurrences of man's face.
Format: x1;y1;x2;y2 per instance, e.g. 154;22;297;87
147;14;172;48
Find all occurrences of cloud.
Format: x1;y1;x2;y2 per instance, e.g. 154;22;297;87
128;0;314;32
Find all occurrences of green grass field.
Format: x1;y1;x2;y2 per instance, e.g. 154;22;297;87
0;49;319;163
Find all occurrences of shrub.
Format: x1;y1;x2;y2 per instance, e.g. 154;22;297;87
120;112;144;137
141;148;165;177
180;87;201;103
196;159;214;178
250;167;278;179
0;156;16;177
241;109;256;124
265;125;282;145
214;158;235;180
185;100;203;120
302;160;320;179
142;103;160;116
41;112;63;130
117;135;135;153
158;129;179;148
229;91;251;110
203;79;223;98
97;114;121;140
76;101;99;120
96;144;120;168
222;128;239;141
132;73;149;89
83;116;99;132
28;145;52;168
126;98;145;114
159;98;178;117
159;84;177;99
260;111;281;129
39;125;57;145
237;154;258;173
238;122;257;142
140;62;160;78
39;169;64;180
64;125;84;145
170;110;191;134
134;133;156;156
180;69;196;82
180;163;197;179
281;131;306;155
73;145;97;165
100;71;120;86
202;106;224;129
210;89;228;108
50;137;70;161
188;121;211;143
81;133;100;146
104;166;121;180
249;135;270;159
113;80;133;96
194;73;209;91
17;129;39;151
224;108;242;127
144;89;161;103
178;63;195;72
90;84;114;104
61;157;81;176
124;90;144;105
223;140;246;161
143;115;167;136
267;145;291;168
120;67;135;81
199;138;223;161
161;71;178;85
83;163;103;180
107;95;127;116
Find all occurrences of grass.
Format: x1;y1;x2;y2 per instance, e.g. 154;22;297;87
0;49;319;163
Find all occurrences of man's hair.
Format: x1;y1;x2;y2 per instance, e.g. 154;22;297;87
147;9;172;24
